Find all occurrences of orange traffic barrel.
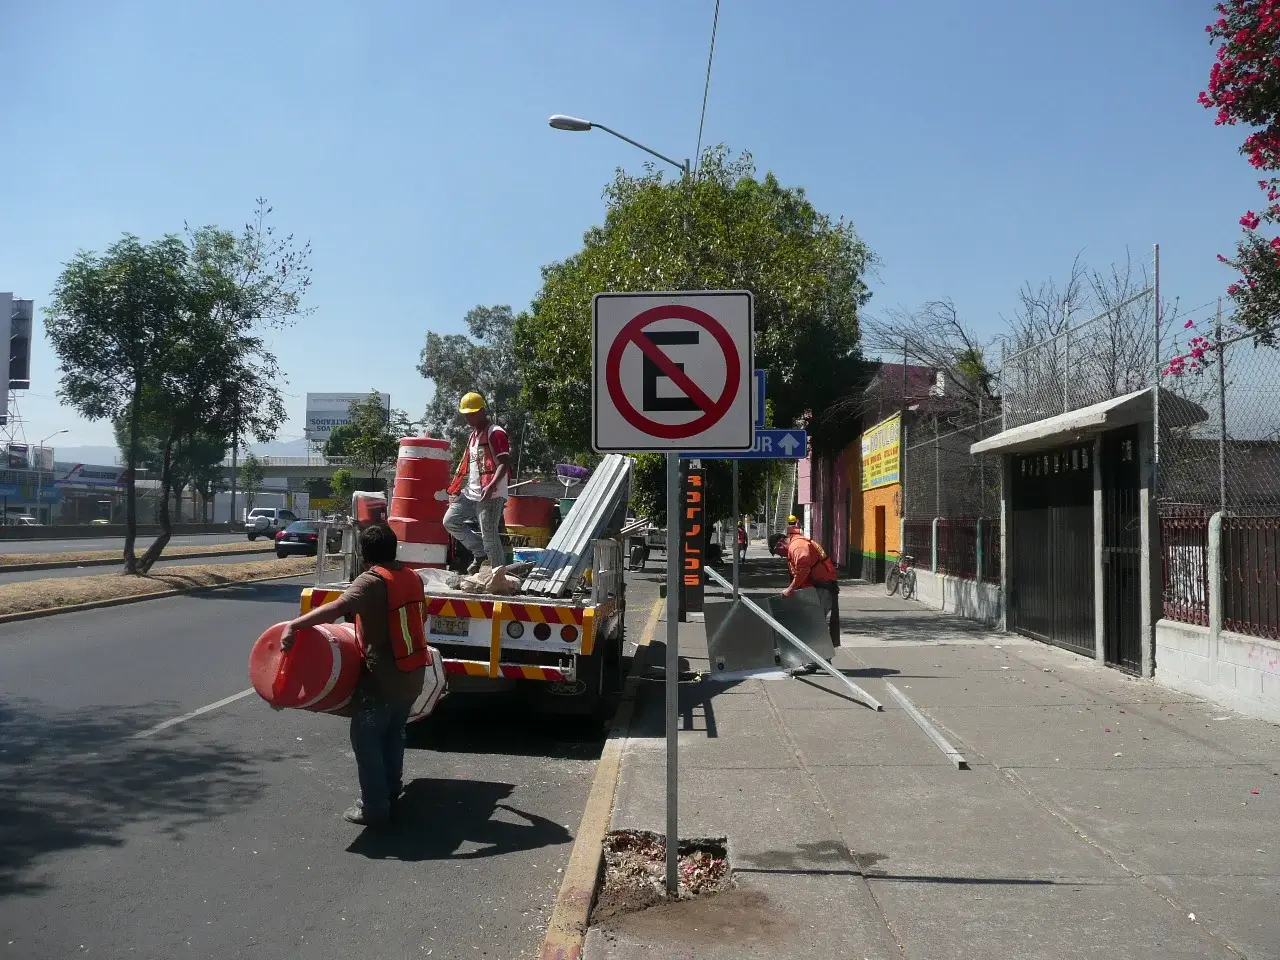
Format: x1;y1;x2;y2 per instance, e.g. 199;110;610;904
388;436;452;567
504;495;555;529
249;622;363;716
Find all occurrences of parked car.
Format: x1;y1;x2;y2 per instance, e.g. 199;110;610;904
90;518;111;526
245;507;297;541
11;516;40;527
275;520;342;558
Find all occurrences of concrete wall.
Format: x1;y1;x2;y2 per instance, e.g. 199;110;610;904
911;567;1002;628
1156;619;1280;725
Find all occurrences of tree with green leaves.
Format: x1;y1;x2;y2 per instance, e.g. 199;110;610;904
240;453;265;512
47;201;306;572
328;467;356;509
322;424;356;459
418;304;556;476
46;235;190;571
514;146;872;522
344;392;412;482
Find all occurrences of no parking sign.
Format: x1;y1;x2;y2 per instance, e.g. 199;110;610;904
592;291;754;453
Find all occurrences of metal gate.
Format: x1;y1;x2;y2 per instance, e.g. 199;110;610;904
1101;426;1142;673
1009;442;1095;655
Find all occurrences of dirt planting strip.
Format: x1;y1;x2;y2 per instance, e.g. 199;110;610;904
0;540;273;572
0;556;313;622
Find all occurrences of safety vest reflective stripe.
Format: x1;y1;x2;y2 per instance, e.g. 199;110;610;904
369;565;432;672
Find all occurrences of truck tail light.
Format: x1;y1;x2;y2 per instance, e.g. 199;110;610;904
505;621;525;640
533;623;551;641
560;625;579;643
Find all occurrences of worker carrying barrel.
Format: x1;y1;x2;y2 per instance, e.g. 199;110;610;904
277;523;428;826
443;392;511;574
770;528;841;650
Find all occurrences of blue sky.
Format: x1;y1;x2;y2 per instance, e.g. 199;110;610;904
0;0;1253;452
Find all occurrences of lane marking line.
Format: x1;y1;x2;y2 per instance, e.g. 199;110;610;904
884;681;969;770
539;596;662;960
131;687;257;739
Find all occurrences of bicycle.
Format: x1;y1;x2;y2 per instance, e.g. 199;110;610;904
885;551;916;599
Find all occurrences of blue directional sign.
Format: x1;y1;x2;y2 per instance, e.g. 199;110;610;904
753;369;766;430
681;428;807;461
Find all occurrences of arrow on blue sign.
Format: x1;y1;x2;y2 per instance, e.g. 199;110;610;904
681;429;808;461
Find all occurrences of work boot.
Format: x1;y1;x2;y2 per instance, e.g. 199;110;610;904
466;557;486;575
342;800;389;827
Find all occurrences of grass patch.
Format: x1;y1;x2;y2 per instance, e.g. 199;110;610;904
0;556;313;617
0;540;273;569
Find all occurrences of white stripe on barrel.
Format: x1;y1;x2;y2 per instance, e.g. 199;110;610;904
398;445;452;460
297;631;345;710
397;542;448;564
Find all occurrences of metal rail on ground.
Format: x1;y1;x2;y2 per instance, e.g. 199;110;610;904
703;565;883;711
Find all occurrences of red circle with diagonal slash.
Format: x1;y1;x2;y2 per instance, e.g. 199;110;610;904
605;303;741;440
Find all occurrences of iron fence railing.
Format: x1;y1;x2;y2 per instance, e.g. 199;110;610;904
981;521;1001;584
937;517;979;579
901;518;933;566
1160;513;1210;626
1222;513;1280;640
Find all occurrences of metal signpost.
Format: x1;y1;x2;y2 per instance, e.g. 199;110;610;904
591;289;754;895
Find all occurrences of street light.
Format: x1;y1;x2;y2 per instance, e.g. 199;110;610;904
37;429;69;524
549;111;688;896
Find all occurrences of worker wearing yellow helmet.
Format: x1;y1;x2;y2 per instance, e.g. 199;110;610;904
786;514;802;535
444;392;511;574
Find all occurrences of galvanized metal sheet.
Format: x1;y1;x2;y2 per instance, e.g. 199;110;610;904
521;454;633;597
705;599;779;675
769;587;835;668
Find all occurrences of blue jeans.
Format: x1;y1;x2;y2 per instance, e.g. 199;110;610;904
443;495;506;566
349;696;412;820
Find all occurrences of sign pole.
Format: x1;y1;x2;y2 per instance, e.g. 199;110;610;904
731;460;740;599
664;450;680;895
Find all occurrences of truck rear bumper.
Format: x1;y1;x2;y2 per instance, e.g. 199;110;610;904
443;658;575;682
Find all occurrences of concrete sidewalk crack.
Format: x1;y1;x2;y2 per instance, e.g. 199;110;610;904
759;682;910;960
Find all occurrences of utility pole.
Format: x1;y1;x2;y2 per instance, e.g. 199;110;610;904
229;392;240;526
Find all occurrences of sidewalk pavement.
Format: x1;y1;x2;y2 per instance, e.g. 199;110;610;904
586;559;1280;960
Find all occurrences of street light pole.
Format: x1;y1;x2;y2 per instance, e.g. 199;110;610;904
37;429;69;524
550;113;690;897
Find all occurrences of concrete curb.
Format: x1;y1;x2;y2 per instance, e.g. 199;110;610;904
0;546;273;574
539;597;662;960
0;567;310;626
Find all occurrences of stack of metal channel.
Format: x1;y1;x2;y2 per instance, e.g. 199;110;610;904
521;454;633;597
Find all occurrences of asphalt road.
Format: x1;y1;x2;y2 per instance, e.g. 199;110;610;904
0;532;248;556
0;549;280;584
0;565;659;959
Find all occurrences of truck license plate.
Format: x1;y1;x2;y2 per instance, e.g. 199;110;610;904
429;616;470;637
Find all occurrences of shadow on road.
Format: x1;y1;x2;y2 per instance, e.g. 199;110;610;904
406;703;608;761
0;698;284;897
182;581;310;605
346;777;572;861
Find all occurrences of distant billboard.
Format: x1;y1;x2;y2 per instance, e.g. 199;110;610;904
10;298;32;390
305;392;391;443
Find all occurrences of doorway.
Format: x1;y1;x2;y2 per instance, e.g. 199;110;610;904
1102;426;1142;673
873;505;887;583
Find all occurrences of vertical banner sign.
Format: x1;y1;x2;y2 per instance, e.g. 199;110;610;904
681;466;706;614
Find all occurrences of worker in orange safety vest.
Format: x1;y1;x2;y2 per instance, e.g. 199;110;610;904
279;523;428;826
770;528;841;651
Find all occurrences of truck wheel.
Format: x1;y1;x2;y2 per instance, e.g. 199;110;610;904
247;533;257;541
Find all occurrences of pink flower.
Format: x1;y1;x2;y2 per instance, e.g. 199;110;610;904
1185;318;1195;328
1228;283;1242;295
1242;210;1262;230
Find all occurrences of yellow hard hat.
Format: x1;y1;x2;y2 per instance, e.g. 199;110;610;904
459;392;486;414
787;515;798;524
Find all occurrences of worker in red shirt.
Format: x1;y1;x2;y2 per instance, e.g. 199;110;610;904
770;529;841;649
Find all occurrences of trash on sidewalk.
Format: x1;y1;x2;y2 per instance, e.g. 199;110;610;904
591;830;731;924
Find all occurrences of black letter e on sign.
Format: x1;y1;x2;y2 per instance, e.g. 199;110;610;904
642;331;699;412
